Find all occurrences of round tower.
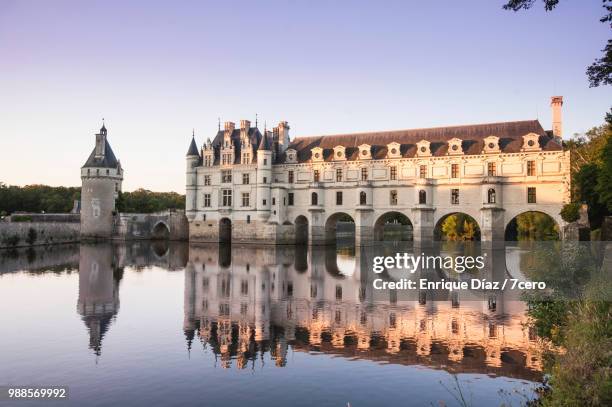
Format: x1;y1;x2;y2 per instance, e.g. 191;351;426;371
256;131;273;220
80;123;123;239
185;132;200;221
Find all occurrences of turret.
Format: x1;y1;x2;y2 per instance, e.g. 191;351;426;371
80;123;123;239
186;132;200;221
256;131;273;219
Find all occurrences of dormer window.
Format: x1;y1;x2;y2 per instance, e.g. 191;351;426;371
311;147;324;162
483;136;500;154
285;148;297;164
416;140;431;157
387;142;401;159
522;133;541;151
358;144;371;160
333;145;346;161
447;138;463;155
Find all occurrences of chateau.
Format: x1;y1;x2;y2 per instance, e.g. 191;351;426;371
186;97;570;244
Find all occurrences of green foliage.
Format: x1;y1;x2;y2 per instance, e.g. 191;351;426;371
438;214;480;241
596;134;612;212
560;202;580;223
0;183;80;215
11;215;33;222
527;300;571;346
513;212;559;241
115;189;185;213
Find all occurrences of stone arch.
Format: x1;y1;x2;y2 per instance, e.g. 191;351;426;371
434;212;481;241
373;211;413;241
295;215;309;245
151;221;170;240
505;211;560;241
219;217;232;243
324;212;355;245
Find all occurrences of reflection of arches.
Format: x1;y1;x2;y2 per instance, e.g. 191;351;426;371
219;218;232;243
151;221;170;240
325;212;355;245
505;211;560;241
374;212;413;241
295;215;309;245
294;245;308;272
434;212;481;241
151;240;169;258
324;246;355;277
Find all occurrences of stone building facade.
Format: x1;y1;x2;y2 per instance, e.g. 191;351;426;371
186;97;570;244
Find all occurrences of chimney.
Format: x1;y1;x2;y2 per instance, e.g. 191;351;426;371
277;121;290;152
240;120;250;131
224;121;235;134
95;128;106;159
551;96;563;141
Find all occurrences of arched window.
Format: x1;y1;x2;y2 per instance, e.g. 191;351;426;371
487;188;496;204
359;191;367;205
418;190;426;204
311;192;318;206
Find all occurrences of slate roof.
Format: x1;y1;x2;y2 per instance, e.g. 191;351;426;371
208;127;264;165
186;136;199;156
82;138;120;169
287;120;561;163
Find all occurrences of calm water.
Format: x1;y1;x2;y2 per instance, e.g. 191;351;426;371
0;242;544;407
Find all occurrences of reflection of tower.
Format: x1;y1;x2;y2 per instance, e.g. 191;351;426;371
77;244;120;357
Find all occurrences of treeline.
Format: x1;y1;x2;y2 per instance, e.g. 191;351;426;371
0;183;80;215
0;184;185;215
116;189;185;213
563;112;612;231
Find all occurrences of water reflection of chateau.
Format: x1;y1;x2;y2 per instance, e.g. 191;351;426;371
184;244;543;379
75;242;189;357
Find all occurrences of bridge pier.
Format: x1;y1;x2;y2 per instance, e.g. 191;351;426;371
355;209;374;246
480;207;505;243
411;207;435;245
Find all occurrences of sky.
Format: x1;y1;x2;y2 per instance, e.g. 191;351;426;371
0;0;610;193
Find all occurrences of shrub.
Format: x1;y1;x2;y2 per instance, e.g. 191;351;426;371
560;203;581;223
11;215;32;222
26;227;37;245
2;234;21;246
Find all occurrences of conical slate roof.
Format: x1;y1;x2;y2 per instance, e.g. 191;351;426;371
82;138;119;169
257;132;272;151
186;136;199;156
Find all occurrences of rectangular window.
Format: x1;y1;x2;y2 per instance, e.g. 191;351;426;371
419;165;427;179
390;166;397;180
451;164;459;178
390;190;398;205
242;153;250;164
487;162;496;176
262;199;267;206
242;173;249;184
288;170;294;183
527;160;536;176
222;170;232;183
361;167;368;181
222;190;232;206
451;189;459;205
288;193;294;206
263;158;267;165
204;194;211;207
204;156;212;166
313;170;320;182
241;193;249;207
527;187;536;203
263;176;267;184
336;168;342;182
204;175;211;186
336;191;343;205
272;197;276;205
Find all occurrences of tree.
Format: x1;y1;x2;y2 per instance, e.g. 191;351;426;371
441;215;459;241
596;134;612;211
503;0;612;87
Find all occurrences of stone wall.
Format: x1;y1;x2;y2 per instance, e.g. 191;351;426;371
113;210;188;241
0;221;80;249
